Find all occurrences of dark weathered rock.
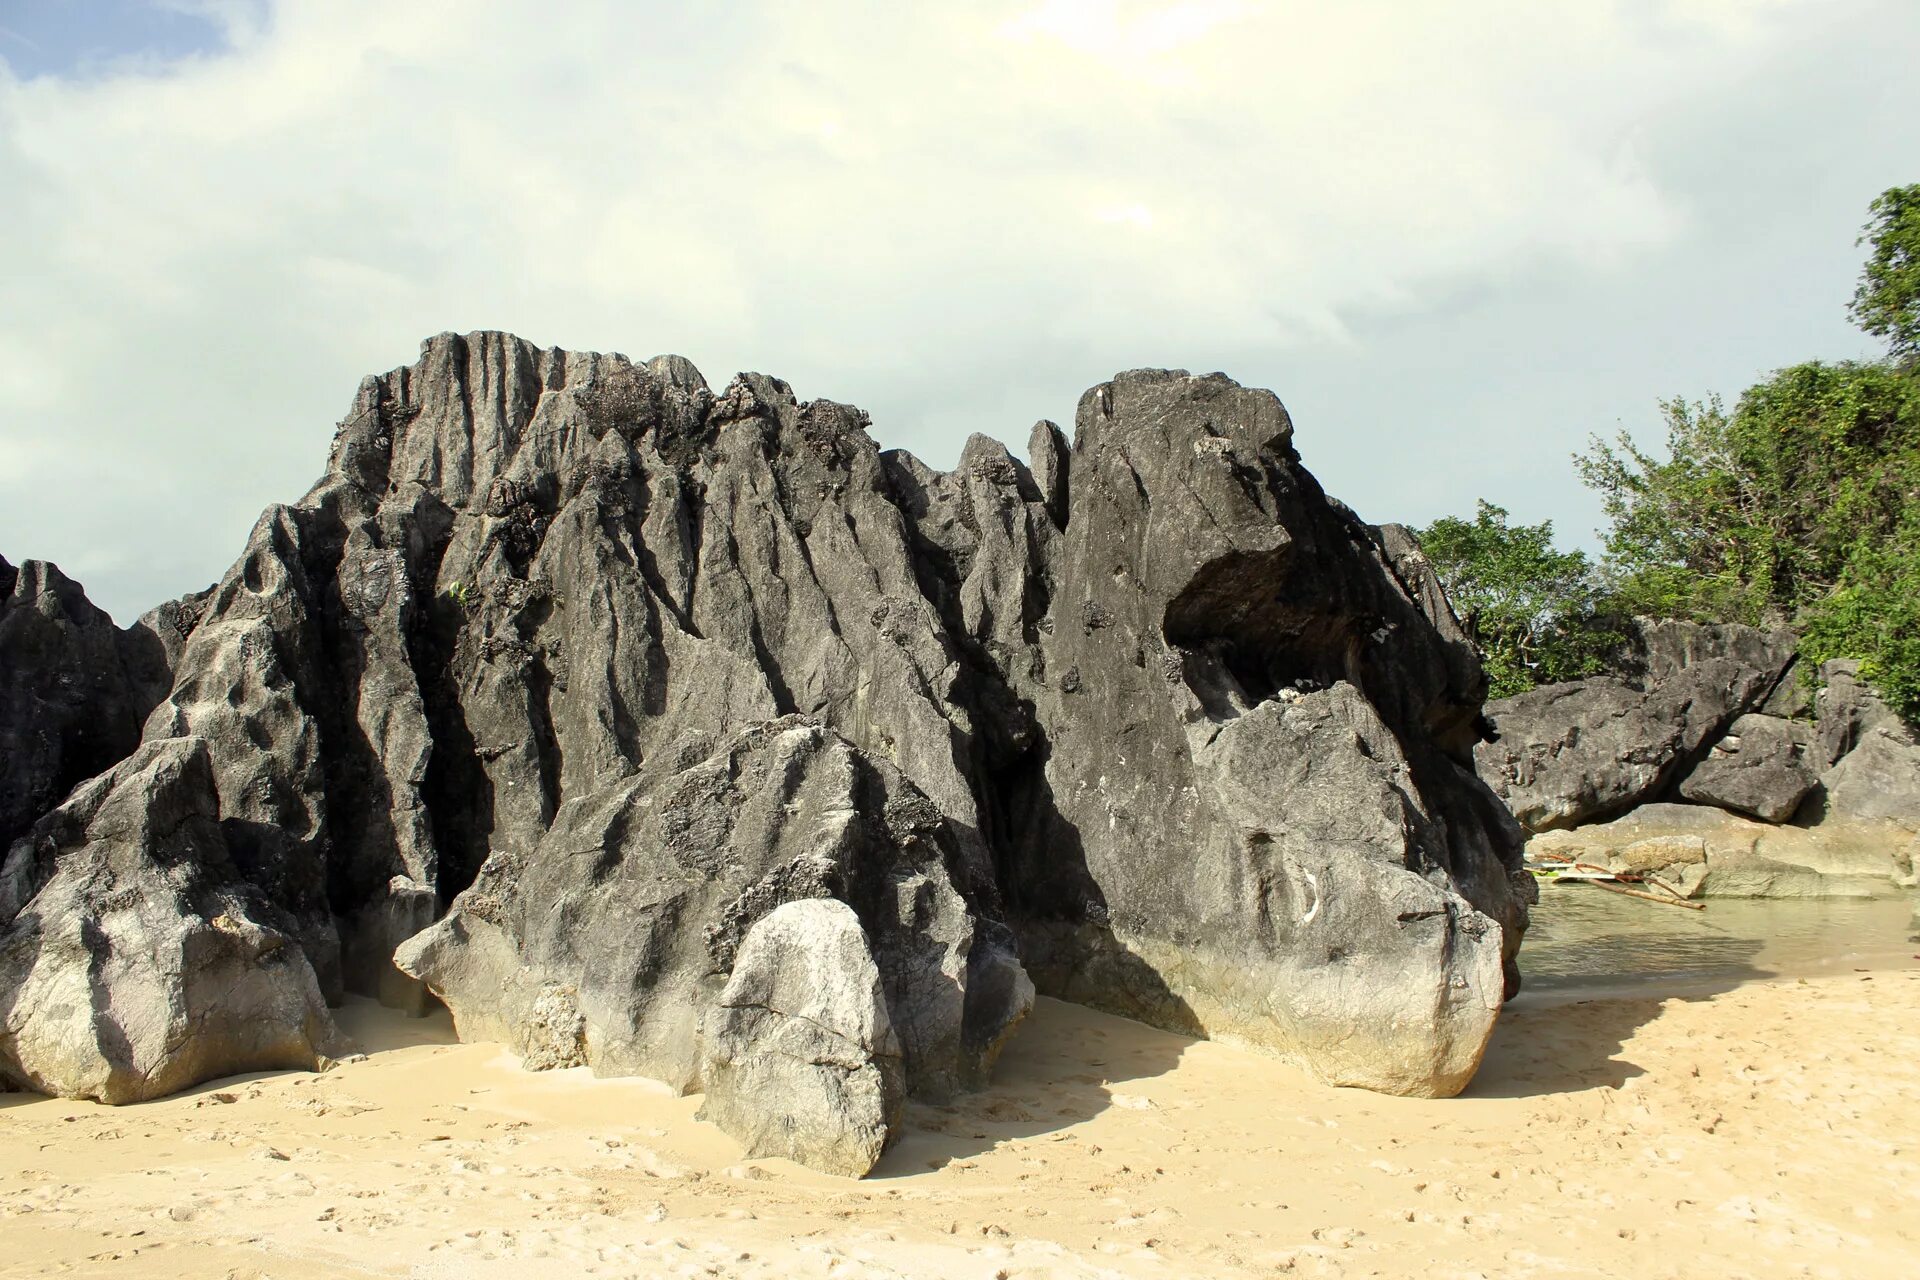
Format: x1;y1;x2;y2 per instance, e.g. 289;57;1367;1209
0;556;172;852
1517;654;1920;898
0;737;344;1101
397;717;1029;1103
0;332;1534;1155
1807;660;1920;829
698;898;905;1176
1476;620;1796;831
1677;713;1820;823
893;371;1528;1096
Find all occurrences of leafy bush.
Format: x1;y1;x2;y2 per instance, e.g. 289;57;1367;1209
1413;501;1620;697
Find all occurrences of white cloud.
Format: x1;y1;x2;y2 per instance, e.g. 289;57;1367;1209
0;0;1871;619
1000;0;1254;66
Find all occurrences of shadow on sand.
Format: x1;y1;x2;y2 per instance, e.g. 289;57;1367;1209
873;995;1195;1177
1464;901;1774;1099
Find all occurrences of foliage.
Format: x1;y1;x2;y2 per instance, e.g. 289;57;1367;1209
1413;501;1619;697
1850;184;1920;363
447;580;475;610
1425;186;1920;716
1574;336;1920;717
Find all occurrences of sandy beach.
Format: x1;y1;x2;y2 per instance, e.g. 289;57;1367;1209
5;963;1919;1280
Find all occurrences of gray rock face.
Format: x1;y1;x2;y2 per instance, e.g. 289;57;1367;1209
1677;713;1820;823
0;737;343;1101
0;556;172;853
891;373;1527;1096
1508;654;1920;898
1810;660;1920;828
0;332;1533;1154
697;899;905;1176
1476;621;1796;831
397;716;1030;1102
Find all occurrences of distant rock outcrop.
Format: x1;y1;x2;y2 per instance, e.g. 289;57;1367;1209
1482;627;1920;898
0;333;1531;1163
1678;713;1821;823
1476;620;1797;832
1810;660;1920;830
1526;802;1905;899
0;556;173;853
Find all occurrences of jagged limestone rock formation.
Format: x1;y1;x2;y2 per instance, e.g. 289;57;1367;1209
0;332;1532;1157
1812;660;1920;829
697;898;906;1176
1476;621;1798;831
0;556;172;852
0;737;343;1101
1678;713;1821;824
891;374;1526;1095
397;716;1031;1105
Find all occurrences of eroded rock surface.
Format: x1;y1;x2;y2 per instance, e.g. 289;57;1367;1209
897;373;1527;1096
397;717;1029;1099
0;556;172;852
1477;621;1796;831
1810;660;1920;829
1527;802;1904;899
0;738;343;1101
0;333;1533;1153
1678;713;1821;823
698;898;905;1176
1500;643;1920;897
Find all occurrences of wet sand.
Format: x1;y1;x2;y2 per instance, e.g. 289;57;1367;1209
6;968;1920;1278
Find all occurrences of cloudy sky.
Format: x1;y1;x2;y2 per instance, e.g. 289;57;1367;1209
2;0;1915;623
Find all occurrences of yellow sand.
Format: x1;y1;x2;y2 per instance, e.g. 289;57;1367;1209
5;970;1919;1279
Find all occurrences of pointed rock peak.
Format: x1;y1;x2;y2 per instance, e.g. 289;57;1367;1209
645;353;709;394
1028;419;1070;529
1077;368;1293;456
712;371;800;426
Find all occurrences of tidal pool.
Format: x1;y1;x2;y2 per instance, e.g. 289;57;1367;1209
1516;883;1920;997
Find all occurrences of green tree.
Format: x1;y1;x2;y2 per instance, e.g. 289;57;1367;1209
1414;501;1617;698
1850;184;1920;362
1577;363;1920;622
1574;184;1920;717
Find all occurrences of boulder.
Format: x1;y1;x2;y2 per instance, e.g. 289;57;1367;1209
1477;620;1796;831
698;899;905;1176
1677;713;1820;823
1810;660;1920;828
397;717;1031;1104
0;556;172;852
0;737;344;1101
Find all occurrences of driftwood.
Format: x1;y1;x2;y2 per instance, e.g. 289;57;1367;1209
1531;850;1706;911
1583;879;1707;911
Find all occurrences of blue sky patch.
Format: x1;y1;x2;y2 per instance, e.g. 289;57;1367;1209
0;0;235;79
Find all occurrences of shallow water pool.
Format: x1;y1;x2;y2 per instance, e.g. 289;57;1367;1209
1516;884;1920;997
